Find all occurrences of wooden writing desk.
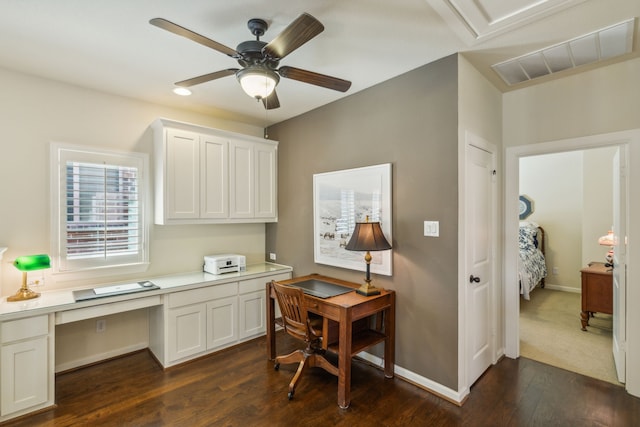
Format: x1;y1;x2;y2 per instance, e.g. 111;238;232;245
266;274;395;409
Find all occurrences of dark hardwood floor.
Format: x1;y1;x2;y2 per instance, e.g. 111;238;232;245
5;332;640;426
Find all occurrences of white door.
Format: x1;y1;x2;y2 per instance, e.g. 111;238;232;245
612;146;627;382
465;138;496;386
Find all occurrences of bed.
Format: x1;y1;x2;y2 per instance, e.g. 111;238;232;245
519;221;548;300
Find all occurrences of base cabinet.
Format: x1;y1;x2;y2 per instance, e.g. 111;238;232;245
207;296;238;350
238;278;269;340
0;314;54;421
167;303;207;362
152;271;291;368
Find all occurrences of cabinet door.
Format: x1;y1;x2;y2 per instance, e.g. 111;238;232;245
168;303;207;362
206;296;238;350
238;291;266;339
254;142;277;219
229;140;254;218
201;136;228;218
166;129;200;219
1;337;48;415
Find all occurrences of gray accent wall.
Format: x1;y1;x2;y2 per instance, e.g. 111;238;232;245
266;54;460;388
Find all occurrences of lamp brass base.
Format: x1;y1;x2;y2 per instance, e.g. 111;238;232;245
356;283;381;296
7;287;40;302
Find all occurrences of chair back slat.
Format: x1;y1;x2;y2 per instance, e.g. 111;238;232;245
273;282;309;342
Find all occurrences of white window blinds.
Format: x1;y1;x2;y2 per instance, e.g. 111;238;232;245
52;144;148;275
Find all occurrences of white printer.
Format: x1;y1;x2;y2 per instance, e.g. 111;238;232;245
203;254;246;275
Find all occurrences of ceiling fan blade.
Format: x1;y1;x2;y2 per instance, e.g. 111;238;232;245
175;69;238;87
262;90;280;110
263;13;324;60
278;66;351;92
150;18;238;57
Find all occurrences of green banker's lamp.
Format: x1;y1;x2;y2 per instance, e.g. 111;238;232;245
345;217;392;296
7;254;50;302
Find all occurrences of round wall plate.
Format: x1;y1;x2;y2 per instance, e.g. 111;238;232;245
519;195;534;220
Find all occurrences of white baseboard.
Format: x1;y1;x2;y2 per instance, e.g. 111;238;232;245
55;342;148;373
356;351;466;405
543;283;581;293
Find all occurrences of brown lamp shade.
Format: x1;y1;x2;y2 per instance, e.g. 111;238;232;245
345;222;392;252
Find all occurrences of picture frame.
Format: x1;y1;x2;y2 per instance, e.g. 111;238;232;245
313;163;393;276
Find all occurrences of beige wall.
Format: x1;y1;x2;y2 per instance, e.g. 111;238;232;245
268;55;461;388
520;151;584;289
503;57;640;146
0;66;268;294
0;67;268;369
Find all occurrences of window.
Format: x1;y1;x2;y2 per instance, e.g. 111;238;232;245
51;143;149;276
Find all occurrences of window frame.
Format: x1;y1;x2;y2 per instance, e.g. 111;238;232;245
50;142;150;279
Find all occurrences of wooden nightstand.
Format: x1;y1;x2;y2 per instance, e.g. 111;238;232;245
579;262;613;331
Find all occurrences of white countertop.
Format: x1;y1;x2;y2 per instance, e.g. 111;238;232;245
0;262;292;321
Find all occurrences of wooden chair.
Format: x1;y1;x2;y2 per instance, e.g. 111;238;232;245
272;281;338;400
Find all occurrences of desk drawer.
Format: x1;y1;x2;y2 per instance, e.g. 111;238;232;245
168;282;237;308
56;295;161;324
1;315;49;343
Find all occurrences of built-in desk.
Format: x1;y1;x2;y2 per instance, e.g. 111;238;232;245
0;263;292;422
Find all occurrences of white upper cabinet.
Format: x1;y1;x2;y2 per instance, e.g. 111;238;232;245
201;135;228;219
152;118;278;224
254;142;277;219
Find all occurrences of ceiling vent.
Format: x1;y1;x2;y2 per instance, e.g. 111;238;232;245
492;18;635;86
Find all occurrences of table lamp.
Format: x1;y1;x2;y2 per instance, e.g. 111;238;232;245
7;254;51;302
598;230;615;269
345;217;392;296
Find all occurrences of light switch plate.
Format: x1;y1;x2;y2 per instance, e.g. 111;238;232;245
424;221;439;237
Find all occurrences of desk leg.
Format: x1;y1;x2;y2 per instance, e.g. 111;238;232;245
580;310;589;331
266;282;276;360
384;293;395;378
337;306;353;409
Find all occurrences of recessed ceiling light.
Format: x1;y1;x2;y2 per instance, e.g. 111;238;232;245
173;87;192;96
492;18;635;86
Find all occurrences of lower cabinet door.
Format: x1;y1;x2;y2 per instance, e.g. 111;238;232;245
238;291;266;339
206;296;238;350
1;337;48;416
168;303;207;362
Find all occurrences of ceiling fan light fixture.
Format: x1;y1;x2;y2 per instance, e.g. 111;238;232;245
237;66;279;99
172;87;192;96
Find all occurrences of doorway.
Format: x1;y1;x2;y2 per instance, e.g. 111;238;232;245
517;147;618;384
503;129;640;398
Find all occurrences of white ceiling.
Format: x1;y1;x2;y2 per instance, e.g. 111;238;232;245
0;0;637;127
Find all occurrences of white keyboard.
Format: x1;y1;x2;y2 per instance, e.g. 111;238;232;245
94;283;142;295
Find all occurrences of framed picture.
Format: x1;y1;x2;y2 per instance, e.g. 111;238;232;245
313;163;392;276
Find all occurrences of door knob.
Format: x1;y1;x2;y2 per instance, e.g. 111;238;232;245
469;275;481;283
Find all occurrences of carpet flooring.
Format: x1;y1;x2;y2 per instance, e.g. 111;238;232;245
519;287;621;386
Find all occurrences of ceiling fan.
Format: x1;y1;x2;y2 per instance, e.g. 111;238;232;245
149;13;352;110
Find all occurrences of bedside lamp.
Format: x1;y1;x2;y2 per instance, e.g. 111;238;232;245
598;230;615;269
345;217;392;296
7;254;50;302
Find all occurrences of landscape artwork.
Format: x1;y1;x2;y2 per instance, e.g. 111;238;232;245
313;163;392;275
